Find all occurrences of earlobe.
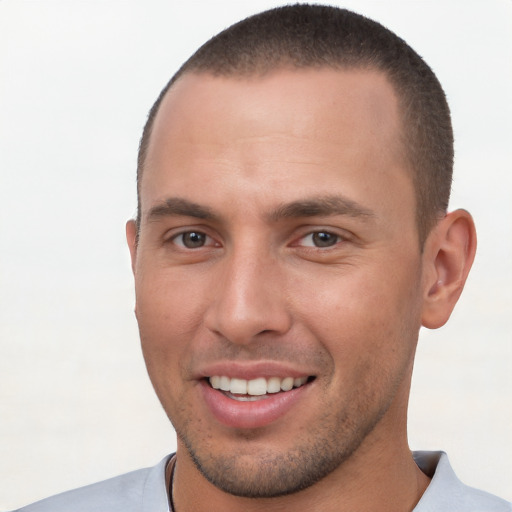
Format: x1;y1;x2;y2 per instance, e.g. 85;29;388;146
126;220;138;275
421;209;477;329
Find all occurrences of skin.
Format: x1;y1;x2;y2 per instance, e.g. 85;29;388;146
127;68;476;511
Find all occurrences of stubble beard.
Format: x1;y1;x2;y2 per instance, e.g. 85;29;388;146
174;402;388;499
159;319;418;499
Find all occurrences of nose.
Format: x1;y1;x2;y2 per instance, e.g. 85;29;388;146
203;245;292;345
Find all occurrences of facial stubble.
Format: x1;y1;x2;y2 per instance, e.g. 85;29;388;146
173;379;399;499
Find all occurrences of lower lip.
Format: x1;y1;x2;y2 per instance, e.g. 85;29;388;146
200;380;311;429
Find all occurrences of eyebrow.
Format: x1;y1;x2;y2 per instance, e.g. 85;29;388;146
145;194;375;225
267;195;375;221
146;198;217;222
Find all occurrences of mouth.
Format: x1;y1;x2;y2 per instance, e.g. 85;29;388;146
207;375;313;401
199;364;317;429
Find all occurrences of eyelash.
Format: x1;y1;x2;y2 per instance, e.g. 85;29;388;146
295;231;343;248
168;229;345;250
171;231;218;249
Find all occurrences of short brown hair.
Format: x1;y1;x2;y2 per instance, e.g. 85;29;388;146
137;4;453;244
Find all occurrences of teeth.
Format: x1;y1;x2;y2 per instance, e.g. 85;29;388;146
230;378;247;394
209;375;309;396
219;376;230;391
280;377;294;391
267;377;281;394
247;377;267;396
294;377;305;387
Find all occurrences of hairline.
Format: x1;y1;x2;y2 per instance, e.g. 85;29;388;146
136;63;436;247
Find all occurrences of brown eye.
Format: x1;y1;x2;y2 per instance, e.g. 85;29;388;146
311;232;339;247
297;231;341;248
176;231;208;248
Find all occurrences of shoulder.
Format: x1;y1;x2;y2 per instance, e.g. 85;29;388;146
413;451;512;512
12;455;173;512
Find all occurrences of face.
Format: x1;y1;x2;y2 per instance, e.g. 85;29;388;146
129;68;428;497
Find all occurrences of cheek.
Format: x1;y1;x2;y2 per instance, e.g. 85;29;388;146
292;260;422;371
135;268;207;338
134;272;208;393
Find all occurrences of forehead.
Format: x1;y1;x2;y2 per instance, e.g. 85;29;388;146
141;67;412;223
148;67;403;155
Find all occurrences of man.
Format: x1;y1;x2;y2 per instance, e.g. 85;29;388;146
14;4;511;511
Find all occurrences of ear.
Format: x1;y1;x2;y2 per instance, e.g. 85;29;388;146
126;219;138;275
421;209;477;329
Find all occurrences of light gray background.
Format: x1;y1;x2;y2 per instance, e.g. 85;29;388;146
1;1;511;509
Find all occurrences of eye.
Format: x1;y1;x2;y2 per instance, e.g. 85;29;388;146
172;231;215;249
299;231;341;248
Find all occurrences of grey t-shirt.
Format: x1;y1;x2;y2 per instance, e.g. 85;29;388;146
12;452;511;511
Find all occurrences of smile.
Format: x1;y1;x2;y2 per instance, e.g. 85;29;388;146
201;373;315;428
208;375;310;400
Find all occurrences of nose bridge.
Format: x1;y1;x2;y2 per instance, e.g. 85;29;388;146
205;237;291;344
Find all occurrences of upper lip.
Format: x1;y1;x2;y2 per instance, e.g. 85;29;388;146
194;361;314;381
